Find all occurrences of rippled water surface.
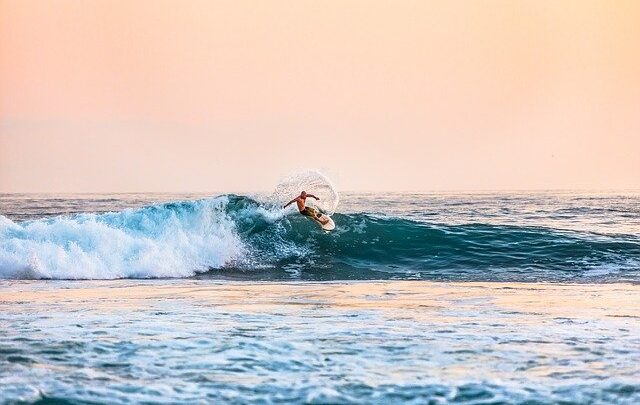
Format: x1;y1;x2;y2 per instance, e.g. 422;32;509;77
1;281;639;404
1;192;639;404
1;191;639;281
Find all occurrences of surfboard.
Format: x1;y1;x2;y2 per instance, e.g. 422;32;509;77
306;207;336;231
315;214;335;231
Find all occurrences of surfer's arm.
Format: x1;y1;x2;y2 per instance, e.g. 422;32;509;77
307;194;320;200
283;199;296;208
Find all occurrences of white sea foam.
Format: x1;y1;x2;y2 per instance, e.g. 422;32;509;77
0;171;341;280
0;196;245;279
582;258;640;278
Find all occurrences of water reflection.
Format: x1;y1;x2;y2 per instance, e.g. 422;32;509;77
1;280;639;403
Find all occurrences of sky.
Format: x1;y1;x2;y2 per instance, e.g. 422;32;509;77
1;0;639;193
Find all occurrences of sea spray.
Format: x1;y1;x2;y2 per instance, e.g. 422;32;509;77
271;170;340;215
1;194;639;281
0;197;245;279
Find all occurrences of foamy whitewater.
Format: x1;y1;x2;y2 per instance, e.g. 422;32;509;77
1;185;640;404
1;186;639;281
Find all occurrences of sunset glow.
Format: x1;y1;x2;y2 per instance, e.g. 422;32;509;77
1;0;639;192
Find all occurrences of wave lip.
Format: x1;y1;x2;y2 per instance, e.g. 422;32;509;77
1;194;639;281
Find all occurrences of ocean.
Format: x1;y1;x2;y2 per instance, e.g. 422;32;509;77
1;191;639;403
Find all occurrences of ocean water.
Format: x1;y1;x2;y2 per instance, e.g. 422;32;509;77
1;191;640;404
1;191;639;282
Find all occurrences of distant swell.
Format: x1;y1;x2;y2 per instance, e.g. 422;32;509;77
1;195;639;281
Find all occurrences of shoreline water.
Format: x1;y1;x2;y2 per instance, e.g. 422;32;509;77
2;278;640;308
2;279;639;403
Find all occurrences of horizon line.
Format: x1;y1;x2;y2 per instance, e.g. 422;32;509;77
1;188;639;195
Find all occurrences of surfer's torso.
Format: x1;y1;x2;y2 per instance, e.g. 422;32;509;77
296;197;323;220
294;196;308;213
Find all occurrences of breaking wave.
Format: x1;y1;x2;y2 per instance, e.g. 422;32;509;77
1;195;639;281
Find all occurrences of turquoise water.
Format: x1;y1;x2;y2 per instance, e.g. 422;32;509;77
1;192;639;404
1;192;639;281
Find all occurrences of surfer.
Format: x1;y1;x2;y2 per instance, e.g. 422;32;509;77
283;191;329;225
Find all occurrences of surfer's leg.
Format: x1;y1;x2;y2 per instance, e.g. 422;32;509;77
307;208;329;224
301;207;328;224
317;214;329;225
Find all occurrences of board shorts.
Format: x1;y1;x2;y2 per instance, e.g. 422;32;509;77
300;207;321;219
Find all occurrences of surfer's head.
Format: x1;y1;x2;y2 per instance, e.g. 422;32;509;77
300;191;307;198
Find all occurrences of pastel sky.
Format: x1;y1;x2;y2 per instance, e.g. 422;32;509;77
1;0;639;192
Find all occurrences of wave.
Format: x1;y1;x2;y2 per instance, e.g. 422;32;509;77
0;197;244;279
1;195;639;281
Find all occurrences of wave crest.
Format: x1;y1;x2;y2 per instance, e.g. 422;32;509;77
0;197;244;279
1;195;639;281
